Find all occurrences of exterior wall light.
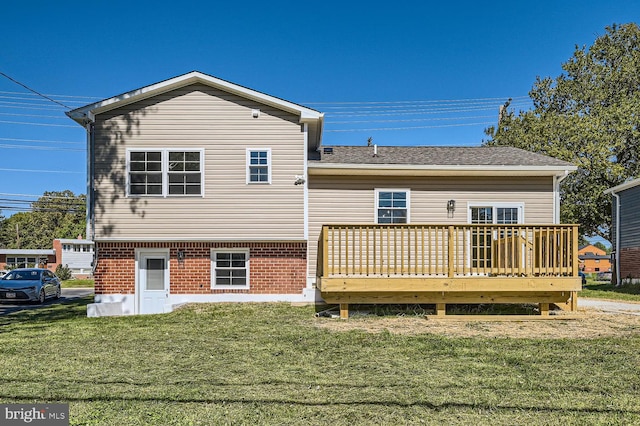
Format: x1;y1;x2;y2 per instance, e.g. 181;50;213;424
447;200;456;213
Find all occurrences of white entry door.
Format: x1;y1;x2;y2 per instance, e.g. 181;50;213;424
138;251;169;314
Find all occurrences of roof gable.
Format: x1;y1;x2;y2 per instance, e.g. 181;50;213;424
66;71;324;148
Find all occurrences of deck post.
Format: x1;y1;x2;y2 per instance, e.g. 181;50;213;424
572;225;579;277
436;303;446;316
340;303;349;319
447;226;454;278
539;303;549;316
569;291;578;312
322;226;329;276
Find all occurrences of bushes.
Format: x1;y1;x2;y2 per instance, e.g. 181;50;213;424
55;264;73;280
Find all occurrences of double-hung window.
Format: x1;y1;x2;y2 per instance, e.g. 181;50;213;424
376;189;409;223
247;149;271;184
211;249;250;289
128;149;203;196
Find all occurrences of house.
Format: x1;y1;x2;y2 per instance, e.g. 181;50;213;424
67;71;580;317
578;244;611;274
53;238;95;278
605;178;640;284
0;249;56;271
0;238;94;278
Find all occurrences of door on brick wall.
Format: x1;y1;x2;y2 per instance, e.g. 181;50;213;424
137;250;170;314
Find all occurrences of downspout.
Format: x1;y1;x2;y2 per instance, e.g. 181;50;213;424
302;123;310;289
86;120;95;241
84;118;97;274
610;190;621;286
553;170;570;224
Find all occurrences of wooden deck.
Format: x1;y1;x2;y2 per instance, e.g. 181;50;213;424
316;224;582;318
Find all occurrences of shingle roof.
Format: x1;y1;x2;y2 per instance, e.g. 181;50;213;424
310;145;573;167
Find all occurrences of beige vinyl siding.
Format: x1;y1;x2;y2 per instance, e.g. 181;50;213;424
307;175;555;278
92;84;305;240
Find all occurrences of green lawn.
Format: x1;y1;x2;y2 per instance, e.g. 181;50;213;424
61;279;94;288
580;281;640;302
0;299;639;425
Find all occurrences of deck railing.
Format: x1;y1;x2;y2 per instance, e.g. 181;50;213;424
317;224;579;279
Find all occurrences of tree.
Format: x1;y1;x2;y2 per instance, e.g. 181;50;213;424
0;191;86;249
593;241;611;254
484;23;640;242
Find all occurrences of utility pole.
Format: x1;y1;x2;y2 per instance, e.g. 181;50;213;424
15;223;20;249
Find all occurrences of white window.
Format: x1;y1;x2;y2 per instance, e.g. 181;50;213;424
246;149;271;184
6;257;44;268
469;204;523;225
128;149;204;197
211;249;250;289
468;204;523;268
375;189;410;224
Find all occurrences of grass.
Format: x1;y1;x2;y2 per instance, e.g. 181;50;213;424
580;280;640;302
61;279;94;288
0;300;639;425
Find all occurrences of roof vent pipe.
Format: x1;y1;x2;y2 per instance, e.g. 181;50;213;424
373;144;378;157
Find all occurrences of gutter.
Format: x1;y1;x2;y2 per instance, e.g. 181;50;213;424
308;163;577;177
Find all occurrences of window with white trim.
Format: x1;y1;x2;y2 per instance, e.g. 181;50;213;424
128;149;203;196
469;204;523;268
6;257;44;268
376;189;409;223
247;149;271;184
470;205;522;225
211;249;250;288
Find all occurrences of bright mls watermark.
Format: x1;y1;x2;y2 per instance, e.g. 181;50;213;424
1;404;68;425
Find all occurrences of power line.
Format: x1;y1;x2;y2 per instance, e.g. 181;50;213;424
0;192;86;200
0;168;83;174
0;71;72;109
325;121;495;132
0;94;88;105
0;103;66;112
0;137;83;145
317;100;529;111
325;102;531;117
330;115;496;125
0;112;68;120
304;95;529;105
0;144;85;152
0;90;102;100
0;120;78;128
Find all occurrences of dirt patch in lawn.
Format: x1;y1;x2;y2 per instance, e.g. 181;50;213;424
314;308;640;339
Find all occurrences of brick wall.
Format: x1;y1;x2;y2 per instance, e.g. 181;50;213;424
94;242;307;295
620;247;640;282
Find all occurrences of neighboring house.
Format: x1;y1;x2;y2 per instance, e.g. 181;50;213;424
0;249;56;271
67;71;579;317
578;244;611;274
605;178;640;284
0;238;94;278
53;238;95;278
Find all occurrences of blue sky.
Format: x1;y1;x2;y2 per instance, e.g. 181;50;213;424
0;0;638;215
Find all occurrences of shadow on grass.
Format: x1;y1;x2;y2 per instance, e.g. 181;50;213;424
315;303;540;318
0;296;92;327
1;393;639;417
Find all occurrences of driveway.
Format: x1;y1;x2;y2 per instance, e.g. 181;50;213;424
579;298;640;315
0;287;93;316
